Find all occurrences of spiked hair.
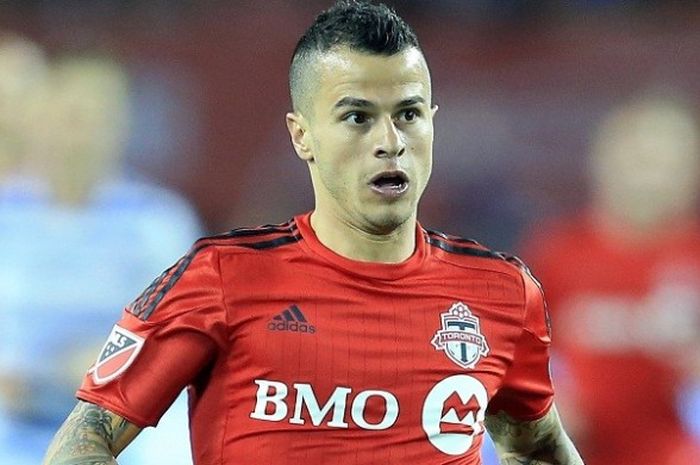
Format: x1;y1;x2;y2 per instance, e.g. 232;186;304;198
289;1;421;114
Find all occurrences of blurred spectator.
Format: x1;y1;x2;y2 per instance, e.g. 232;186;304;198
0;31;51;462
520;93;700;465
0;51;200;464
0;32;48;183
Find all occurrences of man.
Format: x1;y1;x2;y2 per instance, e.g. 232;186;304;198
520;94;700;465
1;54;199;464
0;32;51;465
43;2;584;464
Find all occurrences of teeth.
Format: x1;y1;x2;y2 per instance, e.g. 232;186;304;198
369;175;408;196
374;176;405;187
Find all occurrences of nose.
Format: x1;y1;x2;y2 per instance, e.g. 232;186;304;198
374;116;406;159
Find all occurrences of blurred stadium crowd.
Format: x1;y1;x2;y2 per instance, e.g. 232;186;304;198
1;1;699;464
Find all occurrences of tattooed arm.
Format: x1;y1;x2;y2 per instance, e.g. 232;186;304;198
485;404;584;465
42;400;142;465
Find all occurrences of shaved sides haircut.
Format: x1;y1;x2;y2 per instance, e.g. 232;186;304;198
289;0;421;115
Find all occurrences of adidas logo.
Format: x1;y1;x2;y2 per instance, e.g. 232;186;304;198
267;304;316;334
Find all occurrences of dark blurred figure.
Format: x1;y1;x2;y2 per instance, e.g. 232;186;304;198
520;93;700;465
0;52;200;464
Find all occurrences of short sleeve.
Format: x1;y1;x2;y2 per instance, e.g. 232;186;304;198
487;267;555;421
76;242;227;428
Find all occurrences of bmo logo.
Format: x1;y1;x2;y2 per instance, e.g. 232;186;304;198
250;376;488;455
250;379;399;430
422;375;488;455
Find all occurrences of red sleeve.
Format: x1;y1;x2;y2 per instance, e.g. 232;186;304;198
76;242;227;428
487;266;555;421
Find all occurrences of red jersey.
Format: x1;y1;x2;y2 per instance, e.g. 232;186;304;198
521;213;700;465
78;212;554;465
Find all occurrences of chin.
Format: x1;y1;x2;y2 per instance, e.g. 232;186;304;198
362;207;414;235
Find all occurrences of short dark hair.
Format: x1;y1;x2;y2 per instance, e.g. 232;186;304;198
290;0;421;113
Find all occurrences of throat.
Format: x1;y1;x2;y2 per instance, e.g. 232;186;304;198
309;210;416;263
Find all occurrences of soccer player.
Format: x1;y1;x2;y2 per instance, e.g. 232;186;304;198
42;2;584;464
520;94;700;465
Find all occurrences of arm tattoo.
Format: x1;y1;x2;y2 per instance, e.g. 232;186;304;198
42;401;140;465
485;406;585;465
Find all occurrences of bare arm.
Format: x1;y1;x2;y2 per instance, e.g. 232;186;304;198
42;400;142;465
485;404;584;465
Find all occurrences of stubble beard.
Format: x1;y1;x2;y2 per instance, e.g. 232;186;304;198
316;166;418;236
356;196;417;236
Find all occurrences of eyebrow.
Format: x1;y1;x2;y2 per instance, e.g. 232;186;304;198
334;97;373;109
397;96;426;107
333;95;426;110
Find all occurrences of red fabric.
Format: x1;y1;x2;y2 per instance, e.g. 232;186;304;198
521;212;700;465
78;212;554;465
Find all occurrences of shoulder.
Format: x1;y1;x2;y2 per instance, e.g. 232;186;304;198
164;218;302;283
194;218;302;256
126;219;300;321
165;218;302;287
423;227;534;284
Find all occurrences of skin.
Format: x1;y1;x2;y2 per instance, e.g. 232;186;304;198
485;406;584;465
42;401;140;465
35;57;130;206
0;34;48;179
591;97;700;239
43;46;584;465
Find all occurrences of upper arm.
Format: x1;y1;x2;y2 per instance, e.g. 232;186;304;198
488;264;555;420
76;244;225;428
43;400;142;465
483;266;585;463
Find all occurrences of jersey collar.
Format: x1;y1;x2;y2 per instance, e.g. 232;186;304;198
295;211;428;281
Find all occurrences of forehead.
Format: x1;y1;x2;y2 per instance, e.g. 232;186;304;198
313;47;431;108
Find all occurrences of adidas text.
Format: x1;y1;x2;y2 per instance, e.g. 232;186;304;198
267;321;316;333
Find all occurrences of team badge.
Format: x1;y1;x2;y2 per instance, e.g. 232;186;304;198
89;325;144;385
431;302;489;369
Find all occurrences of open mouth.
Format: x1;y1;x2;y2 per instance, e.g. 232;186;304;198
368;171;409;197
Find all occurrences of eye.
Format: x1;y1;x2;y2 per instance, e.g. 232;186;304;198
343;111;369;125
399;108;420;122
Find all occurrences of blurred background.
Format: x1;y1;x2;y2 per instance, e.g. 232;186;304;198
1;1;699;464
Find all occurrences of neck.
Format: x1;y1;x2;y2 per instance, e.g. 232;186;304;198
594;207;693;245
310;209;417;263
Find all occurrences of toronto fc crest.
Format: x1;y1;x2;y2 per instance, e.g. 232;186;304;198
431;302;489;369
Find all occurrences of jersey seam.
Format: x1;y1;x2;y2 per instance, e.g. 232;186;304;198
425;235;502;259
214;246;231;465
519;270;550;346
431;253;522;282
520;324;550;347
516;267;529;345
197;220;300;252
213;245;229;348
212;246;297;258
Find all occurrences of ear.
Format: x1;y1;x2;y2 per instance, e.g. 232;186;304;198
431;104;439;117
286;112;314;162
